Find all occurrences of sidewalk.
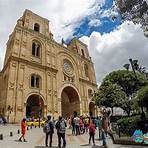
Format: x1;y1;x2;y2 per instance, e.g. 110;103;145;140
0;124;147;148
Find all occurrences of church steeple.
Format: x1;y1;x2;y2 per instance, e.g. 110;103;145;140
3;9;54;67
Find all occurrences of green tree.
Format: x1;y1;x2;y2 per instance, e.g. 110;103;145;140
136;85;148;112
95;70;148;116
103;70;148;97
94;81;130;115
114;0;148;36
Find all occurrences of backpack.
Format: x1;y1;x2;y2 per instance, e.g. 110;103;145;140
43;123;50;133
89;124;95;134
56;120;66;133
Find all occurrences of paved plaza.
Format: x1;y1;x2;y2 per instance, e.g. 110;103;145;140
0;124;147;148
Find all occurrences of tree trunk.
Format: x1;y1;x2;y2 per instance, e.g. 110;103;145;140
111;107;114;116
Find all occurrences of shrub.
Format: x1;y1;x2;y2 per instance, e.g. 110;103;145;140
117;115;141;136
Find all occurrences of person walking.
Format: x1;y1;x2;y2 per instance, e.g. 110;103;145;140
56;116;67;148
71;115;76;135
84;116;89;133
19;118;27;142
96;116;101;139
45;115;54;147
101;111;109;148
88;119;96;146
74;116;80;136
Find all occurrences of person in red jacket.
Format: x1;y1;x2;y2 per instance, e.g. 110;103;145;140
88;119;96;146
19;118;27;142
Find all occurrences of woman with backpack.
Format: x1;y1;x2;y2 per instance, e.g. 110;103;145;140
44;115;54;147
88;119;96;146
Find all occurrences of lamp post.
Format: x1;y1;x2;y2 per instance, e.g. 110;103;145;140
124;59;146;115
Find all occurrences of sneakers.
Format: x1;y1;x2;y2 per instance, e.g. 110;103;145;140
18;139;22;142
18;138;27;142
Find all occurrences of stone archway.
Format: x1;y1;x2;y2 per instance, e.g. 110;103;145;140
61;86;80;118
89;102;95;116
26;94;44;118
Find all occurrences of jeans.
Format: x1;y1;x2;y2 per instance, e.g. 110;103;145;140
45;132;53;147
102;131;107;146
57;133;66;148
98;128;102;139
72;125;75;135
75;125;80;136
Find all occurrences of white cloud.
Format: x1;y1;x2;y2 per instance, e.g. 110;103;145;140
101;7;119;21
0;0;105;70
80;21;148;83
88;19;102;27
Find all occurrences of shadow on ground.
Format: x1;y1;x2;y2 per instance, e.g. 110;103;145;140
35;146;58;148
14;139;27;142
80;144;104;148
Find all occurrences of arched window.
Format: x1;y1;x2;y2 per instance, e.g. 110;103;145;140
32;42;36;55
81;49;85;57
84;64;89;77
31;74;41;88
34;23;40;32
88;89;93;98
32;41;41;57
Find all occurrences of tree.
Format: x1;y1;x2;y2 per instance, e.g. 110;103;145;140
136;85;148;112
94;81;132;115
103;70;148;97
94;70;148;116
114;0;148;36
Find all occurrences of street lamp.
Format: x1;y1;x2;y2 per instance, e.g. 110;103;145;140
124;59;146;115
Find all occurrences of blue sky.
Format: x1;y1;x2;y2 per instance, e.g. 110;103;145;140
73;0;121;39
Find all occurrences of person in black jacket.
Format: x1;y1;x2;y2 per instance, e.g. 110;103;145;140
45;115;54;147
56;116;67;148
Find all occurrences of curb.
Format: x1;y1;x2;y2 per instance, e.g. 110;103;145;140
114;138;148;146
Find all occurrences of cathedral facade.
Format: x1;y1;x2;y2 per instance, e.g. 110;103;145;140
0;10;97;123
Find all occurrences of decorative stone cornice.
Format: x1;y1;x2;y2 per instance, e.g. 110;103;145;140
11;56;58;73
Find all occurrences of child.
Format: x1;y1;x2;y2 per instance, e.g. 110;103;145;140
88;119;96;145
19;118;27;142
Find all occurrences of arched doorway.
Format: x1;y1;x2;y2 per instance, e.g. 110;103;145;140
89;102;95;117
26;94;44;118
61;86;80;118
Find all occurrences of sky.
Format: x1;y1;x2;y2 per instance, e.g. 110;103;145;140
0;0;148;84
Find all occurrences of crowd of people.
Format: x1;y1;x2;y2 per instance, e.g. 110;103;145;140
18;109;111;148
67;109;111;147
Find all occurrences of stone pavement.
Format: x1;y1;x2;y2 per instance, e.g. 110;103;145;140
0;124;147;148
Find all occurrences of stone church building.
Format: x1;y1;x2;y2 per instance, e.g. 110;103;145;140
0;10;97;123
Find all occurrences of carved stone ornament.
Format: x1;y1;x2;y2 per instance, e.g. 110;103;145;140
12;62;17;67
20;64;25;69
48;89;51;96
22;41;27;47
19;83;23;90
9;82;14;89
15;39;19;45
